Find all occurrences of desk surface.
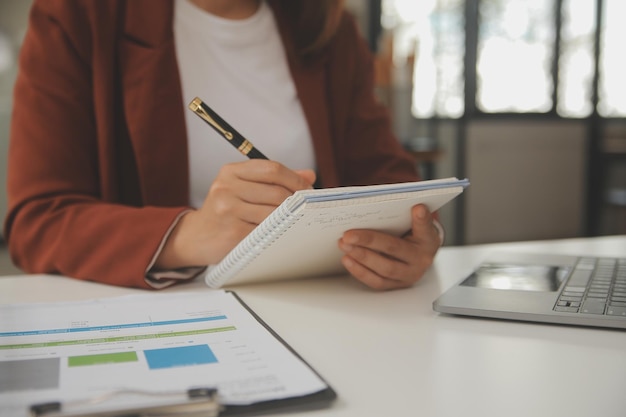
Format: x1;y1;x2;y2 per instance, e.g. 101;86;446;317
2;236;626;417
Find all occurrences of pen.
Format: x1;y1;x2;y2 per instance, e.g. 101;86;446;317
188;97;269;160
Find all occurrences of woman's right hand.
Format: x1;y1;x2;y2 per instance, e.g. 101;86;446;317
155;160;316;270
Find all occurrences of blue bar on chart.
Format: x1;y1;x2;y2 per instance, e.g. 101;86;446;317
143;344;218;370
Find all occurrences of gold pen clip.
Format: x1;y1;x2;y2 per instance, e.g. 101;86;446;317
189;97;234;140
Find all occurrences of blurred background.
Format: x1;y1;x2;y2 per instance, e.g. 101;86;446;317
345;0;626;245
1;0;625;271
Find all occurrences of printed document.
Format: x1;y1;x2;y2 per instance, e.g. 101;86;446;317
0;290;328;416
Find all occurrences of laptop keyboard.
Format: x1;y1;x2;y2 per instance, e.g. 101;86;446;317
554;257;626;316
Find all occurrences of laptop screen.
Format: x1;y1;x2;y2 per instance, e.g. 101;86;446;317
460;263;571;292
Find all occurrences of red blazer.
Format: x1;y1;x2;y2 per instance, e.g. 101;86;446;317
5;0;419;288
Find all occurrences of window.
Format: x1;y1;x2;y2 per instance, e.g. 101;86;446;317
382;0;464;118
381;0;626;118
476;0;554;113
598;0;626;117
558;0;596;117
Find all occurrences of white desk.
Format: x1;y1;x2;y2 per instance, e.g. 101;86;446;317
2;236;625;417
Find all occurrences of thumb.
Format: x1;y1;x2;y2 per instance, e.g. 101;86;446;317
408;204;435;243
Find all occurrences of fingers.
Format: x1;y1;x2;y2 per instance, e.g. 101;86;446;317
338;232;421;290
339;248;414;291
295;169;317;186
227;160;315;193
207;161;315;224
338;204;441;291
160;161;315;269
407;205;442;250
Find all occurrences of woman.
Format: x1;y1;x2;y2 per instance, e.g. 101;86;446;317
5;0;442;290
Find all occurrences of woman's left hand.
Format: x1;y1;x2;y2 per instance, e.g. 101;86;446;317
338;204;442;290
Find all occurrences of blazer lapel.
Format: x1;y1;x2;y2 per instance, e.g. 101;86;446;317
289;64;340;188
269;2;340;188
119;0;189;207
119;0;340;205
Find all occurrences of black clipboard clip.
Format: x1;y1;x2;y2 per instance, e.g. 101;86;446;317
29;387;220;417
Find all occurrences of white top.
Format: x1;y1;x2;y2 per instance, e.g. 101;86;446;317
174;0;316;208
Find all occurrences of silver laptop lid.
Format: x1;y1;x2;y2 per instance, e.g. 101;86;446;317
433;253;626;330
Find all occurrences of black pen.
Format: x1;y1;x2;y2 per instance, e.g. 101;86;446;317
188;97;269;160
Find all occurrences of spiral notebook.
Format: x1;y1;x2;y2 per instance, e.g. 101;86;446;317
205;177;470;288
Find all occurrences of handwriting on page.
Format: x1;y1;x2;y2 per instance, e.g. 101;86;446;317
308;209;401;230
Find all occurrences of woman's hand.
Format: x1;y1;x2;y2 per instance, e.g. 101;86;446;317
156;160;315;269
338;204;441;290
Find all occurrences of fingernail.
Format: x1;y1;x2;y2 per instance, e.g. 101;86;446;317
340;241;354;252
344;233;358;244
416;205;427;219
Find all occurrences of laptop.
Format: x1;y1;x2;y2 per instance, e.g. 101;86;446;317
433;252;626;329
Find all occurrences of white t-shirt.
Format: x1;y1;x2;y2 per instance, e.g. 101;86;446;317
174;0;316;208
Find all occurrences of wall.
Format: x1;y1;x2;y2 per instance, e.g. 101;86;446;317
464;119;587;244
402;118;589;245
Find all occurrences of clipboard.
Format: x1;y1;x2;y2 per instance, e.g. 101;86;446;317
1;291;337;417
29;387;220;417
220;292;337;416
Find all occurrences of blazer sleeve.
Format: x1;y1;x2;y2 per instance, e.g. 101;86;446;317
4;1;190;289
